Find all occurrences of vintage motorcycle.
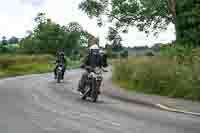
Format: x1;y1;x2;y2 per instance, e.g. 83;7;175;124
80;67;103;102
55;63;65;83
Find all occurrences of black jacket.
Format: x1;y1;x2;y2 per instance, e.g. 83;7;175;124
82;50;108;68
56;57;66;65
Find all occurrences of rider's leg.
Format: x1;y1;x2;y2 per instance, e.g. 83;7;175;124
54;66;57;79
78;71;89;92
61;66;66;79
98;81;102;94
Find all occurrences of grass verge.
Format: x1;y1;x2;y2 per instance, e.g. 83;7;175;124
112;56;200;102
0;54;81;79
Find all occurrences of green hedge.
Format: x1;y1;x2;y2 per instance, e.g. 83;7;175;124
113;56;200;101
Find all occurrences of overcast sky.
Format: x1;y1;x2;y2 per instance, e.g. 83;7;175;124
0;0;175;47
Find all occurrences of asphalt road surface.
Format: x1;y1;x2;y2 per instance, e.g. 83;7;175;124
0;69;200;133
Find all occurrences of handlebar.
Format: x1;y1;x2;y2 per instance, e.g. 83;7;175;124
82;66;108;73
102;69;108;72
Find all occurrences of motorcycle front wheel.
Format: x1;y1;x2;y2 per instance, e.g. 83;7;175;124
81;85;90;100
57;71;61;83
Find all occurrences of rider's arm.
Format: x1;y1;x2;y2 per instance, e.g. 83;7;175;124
84;55;90;66
80;55;89;68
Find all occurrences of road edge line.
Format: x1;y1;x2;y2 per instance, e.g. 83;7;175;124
156;104;200;117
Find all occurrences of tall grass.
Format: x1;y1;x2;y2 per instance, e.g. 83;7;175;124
0;54;81;78
0;54;54;68
113;56;200;101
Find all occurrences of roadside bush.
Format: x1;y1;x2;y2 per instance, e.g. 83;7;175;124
120;50;128;58
145;51;154;56
113;56;200;101
0;54;81;78
0;54;54;69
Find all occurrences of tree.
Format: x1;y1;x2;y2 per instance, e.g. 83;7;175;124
66;22;84;48
8;36;19;44
120;50;129;58
26;30;33;37
20;13;65;54
145;51;155;56
175;0;200;46
2;36;8;45
113;35;122;51
67;22;83;33
20;13;91;55
79;0;200;46
34;12;47;24
79;0;176;34
107;27;118;42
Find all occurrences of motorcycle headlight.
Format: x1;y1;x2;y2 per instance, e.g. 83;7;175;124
58;67;62;70
96;75;103;81
88;72;95;78
95;68;102;74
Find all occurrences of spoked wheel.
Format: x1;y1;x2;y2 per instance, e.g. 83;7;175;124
81;85;90;100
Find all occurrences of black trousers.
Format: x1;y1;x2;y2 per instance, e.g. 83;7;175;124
78;71;89;91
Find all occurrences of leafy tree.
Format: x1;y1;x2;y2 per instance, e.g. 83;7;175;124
145;51;155;56
66;22;84;51
79;0;176;35
26;30;33;37
176;0;200;46
20;13;91;55
67;22;83;32
79;0;200;46
2;36;8;45
107;27;118;42
21;13;64;54
106;26;123;51
120;50;129;58
112;34;123;52
8;36;19;44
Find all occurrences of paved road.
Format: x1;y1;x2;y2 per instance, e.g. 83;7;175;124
0;70;200;133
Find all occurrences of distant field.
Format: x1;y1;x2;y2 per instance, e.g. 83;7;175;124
0;54;81;79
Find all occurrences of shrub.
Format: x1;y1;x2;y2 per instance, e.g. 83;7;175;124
145;51;154;56
0;54;54;69
120;50;129;58
113;56;200;101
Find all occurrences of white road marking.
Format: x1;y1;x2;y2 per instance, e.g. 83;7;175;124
156;104;200;116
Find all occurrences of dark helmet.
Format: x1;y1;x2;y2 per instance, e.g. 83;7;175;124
58;51;65;57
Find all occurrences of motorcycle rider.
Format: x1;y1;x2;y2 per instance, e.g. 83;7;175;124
54;51;66;79
78;41;108;94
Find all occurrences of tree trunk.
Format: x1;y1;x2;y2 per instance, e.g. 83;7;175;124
174;18;182;41
168;0;176;18
167;0;181;40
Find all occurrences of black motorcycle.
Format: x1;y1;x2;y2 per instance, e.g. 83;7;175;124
55;63;65;83
80;67;103;102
